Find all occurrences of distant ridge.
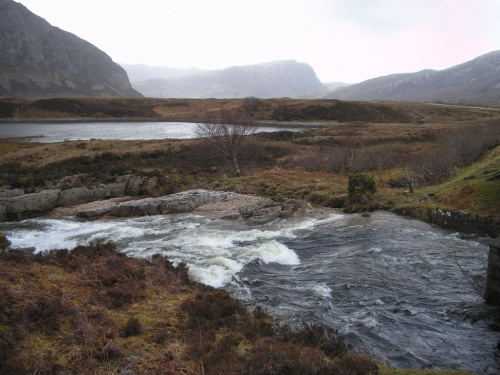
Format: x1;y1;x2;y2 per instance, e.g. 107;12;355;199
0;0;141;98
119;64;204;82
323;51;500;105
129;60;328;99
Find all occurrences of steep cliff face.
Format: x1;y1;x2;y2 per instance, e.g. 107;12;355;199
131;60;328;98
324;51;500;105
0;0;141;98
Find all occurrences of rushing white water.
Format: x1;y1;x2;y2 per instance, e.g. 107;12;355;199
0;210;498;374
1;213;341;288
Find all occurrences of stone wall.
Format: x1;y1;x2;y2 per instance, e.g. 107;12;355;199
486;237;500;305
427;209;500;238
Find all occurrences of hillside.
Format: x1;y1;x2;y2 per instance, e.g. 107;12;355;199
0;0;141;98
324;50;500;105
1;97;498;124
131;60;328;99
120;64;204;82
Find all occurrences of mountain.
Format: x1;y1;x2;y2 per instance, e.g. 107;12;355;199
0;0;141;98
323;51;500;105
323;82;351;91
120;64;204;82
131;60;328;99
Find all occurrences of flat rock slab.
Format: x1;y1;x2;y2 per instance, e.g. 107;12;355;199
77;190;231;220
75;190;304;225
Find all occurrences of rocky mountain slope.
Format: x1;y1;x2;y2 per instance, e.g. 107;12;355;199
0;0;141;98
120;64;204;82
324;50;500;105
131;60;328;98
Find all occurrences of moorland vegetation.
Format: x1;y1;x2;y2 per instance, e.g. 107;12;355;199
0;97;499;374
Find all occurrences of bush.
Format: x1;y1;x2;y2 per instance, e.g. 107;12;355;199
331;352;379;375
279;323;349;358
181;290;245;329
123;317;143;337
348;174;377;201
247;339;332;375
409;147;455;184
0;234;11;252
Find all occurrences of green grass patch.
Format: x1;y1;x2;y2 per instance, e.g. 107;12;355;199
0;137;41;156
419;146;500;215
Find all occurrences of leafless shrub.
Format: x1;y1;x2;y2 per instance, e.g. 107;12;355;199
441;122;500;165
196;108;257;176
370;143;410;171
409;147;456;184
281;150;331;171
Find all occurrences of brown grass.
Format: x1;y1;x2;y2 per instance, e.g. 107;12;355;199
0;244;381;375
2;97;498;123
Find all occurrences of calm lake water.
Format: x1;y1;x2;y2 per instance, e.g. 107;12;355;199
0;121;306;142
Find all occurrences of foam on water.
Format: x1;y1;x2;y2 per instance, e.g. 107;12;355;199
0;210;497;373
297;283;332;299
1;212;330;288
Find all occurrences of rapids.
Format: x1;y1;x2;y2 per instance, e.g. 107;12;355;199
1;210;498;373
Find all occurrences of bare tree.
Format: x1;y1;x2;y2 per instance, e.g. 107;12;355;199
195;108;257;176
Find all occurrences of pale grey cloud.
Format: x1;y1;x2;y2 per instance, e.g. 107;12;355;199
14;0;500;83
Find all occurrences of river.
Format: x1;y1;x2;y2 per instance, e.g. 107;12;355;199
0;210;498;374
0;121;306;142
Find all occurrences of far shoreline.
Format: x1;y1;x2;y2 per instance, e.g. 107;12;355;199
0;117;332;129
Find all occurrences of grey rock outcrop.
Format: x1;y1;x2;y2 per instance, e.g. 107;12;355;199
0;175;141;221
76;190;304;223
77;190;230;220
0;189;24;198
239;199;301;225
0;189;60;221
0;0;141;98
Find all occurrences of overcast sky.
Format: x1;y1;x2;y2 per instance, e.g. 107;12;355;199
15;0;500;83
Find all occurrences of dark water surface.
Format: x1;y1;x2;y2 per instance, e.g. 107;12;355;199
1;210;498;373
